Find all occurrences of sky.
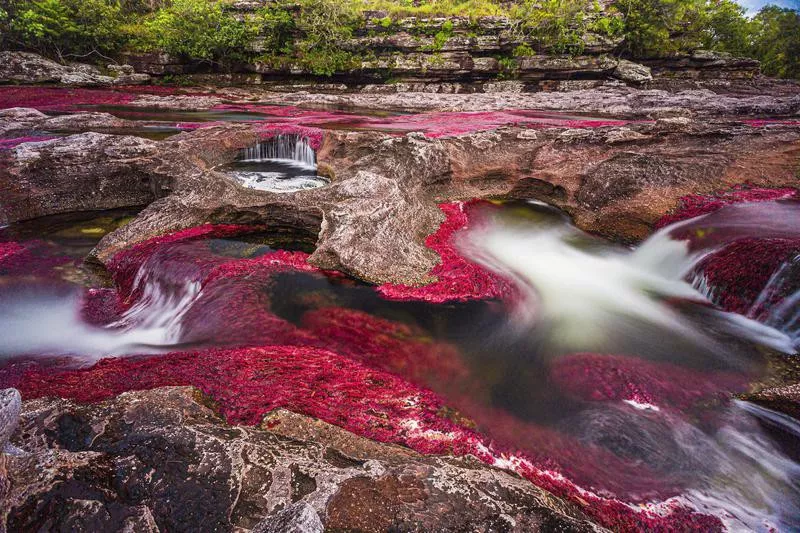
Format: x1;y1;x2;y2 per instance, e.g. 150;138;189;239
738;0;799;14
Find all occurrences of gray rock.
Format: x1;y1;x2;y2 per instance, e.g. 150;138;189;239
1;386;601;532
613;59;653;84
0;389;21;453
252;502;324;533
0;52;117;86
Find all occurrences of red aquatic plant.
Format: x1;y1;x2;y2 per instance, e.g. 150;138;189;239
549;352;748;411
378;201;516;303
656;186;800;314
0;345;721;532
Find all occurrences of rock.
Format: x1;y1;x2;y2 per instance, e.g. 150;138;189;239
0;51;70;84
0;107;48;137
1;386;600;531
3;117;799;284
483;80;526;93
613;59;653;84
746;383;800;419
1;133;160;222
107;64;135;75
251;84;800;118
0;389;21;453
252;502;323;533
112;73;152;85
0;52;117;87
0;108;138;138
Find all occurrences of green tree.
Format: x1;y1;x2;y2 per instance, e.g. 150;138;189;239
140;0;259;63
7;0;126;61
294;0;360;75
750;5;800;78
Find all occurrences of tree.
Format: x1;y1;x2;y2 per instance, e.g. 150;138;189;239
7;0;126;61
750;5;800;78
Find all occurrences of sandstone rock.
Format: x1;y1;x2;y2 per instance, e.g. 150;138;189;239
3;117;799;285
107;64;135;75
252;84;800;117
0;51;70;84
613;59;653;84
0;389;21;453
0;52;117;87
1;133;160;222
483;80;526;93
1;386;600;532
0;108;139;138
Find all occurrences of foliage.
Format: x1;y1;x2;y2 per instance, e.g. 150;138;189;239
5;0;127;60
511;0;594;55
138;0;258;63
0;0;798;80
613;0;755;57
750;5;800;79
293;0;360;75
361;0;504;19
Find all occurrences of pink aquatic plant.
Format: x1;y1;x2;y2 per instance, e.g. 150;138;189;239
378;201;516;302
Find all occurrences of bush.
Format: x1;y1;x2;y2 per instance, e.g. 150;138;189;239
6;0;127;60
750;5;800;79
613;0;754;58
511;0;595;55
138;0;258;63
293;0;360;75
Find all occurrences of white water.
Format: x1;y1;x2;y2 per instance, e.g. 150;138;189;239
0;278;200;361
230;135;327;192
231;170;329;192
462;201;800;356
240;135;316;169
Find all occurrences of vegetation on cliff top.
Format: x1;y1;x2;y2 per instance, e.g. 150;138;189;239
0;0;798;78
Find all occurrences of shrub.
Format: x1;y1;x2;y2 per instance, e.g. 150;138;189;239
511;0;594;55
750;5;800;79
139;0;258;63
6;0;127;61
294;0;360;75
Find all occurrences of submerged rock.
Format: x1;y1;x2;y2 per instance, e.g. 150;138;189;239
0;388;21;453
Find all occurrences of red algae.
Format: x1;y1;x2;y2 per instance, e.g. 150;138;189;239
0;240;70;276
0;345;721;532
0;223;730;530
549;353;748;411
655;186;798;229
378;201;515;303
0;86;209;112
301;306;471;386
656;186;800;314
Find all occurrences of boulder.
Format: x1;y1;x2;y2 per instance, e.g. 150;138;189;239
613;59;653;84
1;386;600;531
0;389;21;453
0;51;147;87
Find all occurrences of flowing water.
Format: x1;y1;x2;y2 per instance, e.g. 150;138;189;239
1;201;799;531
224;135;329;192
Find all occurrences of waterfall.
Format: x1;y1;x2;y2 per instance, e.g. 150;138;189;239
240;135;316;169
747;253;800;349
459;200;800;358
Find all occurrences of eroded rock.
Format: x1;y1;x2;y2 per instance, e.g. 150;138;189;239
1;386;600;532
2;118;799;285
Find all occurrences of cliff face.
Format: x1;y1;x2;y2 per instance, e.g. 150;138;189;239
119;12;761;91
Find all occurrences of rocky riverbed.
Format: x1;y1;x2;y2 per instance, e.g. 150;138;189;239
1;71;800;531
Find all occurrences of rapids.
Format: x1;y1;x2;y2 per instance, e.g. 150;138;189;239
1;200;800;531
